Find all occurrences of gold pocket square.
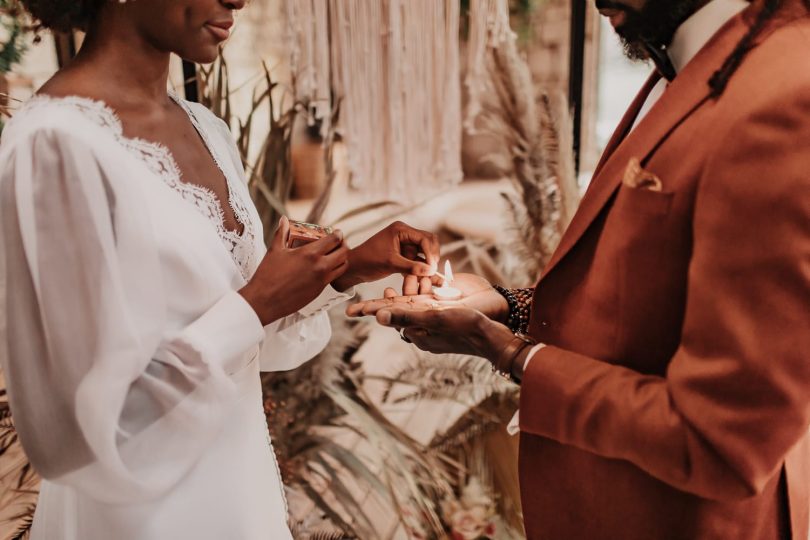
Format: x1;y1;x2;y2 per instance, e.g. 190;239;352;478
623;158;663;192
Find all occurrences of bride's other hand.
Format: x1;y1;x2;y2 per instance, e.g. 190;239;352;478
331;221;440;292
346;272;509;322
240;216;349;325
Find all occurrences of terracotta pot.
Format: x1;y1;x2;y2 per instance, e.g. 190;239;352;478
291;137;326;200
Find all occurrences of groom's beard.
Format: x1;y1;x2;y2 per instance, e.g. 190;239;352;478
597;0;705;61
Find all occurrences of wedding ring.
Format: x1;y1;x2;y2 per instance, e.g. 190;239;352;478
399;328;412;343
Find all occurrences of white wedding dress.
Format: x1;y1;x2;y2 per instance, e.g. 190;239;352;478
0;92;351;539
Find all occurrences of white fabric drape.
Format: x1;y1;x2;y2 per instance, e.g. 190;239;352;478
0;96;350;538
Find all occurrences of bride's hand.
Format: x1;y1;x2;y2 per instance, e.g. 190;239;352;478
346;272;509;323
331;221;440;292
240;216;349;326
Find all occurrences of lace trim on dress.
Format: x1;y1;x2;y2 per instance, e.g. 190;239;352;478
18;94;256;280
171;97;257;280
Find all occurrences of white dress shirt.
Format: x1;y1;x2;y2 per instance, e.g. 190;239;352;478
508;0;749;435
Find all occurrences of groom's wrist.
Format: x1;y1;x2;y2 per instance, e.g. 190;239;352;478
478;317;516;360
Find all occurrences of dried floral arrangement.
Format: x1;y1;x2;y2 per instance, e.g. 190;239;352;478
0;387;38;540
0;0;27;133
0;10;35;539
0;0;26;74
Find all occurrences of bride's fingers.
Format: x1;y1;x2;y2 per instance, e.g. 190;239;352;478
271;216;291;250
345;302;366;317
418;276;433;295
384;287;398;299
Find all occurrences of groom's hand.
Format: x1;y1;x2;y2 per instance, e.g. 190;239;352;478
346;272;509;322
374;305;515;359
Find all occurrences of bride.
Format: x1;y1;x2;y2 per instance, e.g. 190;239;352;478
0;1;440;538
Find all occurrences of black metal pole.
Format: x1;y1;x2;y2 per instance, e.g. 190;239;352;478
568;0;587;175
182;60;198;102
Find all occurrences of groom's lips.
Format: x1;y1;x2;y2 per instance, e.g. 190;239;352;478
205;19;233;41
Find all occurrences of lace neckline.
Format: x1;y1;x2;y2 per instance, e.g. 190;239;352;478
20;92;257;280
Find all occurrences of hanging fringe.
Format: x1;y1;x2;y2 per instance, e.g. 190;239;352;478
465;0;515;133
287;0;463;202
285;0;331;130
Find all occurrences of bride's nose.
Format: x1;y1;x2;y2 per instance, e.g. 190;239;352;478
223;0;247;11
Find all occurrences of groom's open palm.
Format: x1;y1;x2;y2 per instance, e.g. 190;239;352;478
346;272;508;322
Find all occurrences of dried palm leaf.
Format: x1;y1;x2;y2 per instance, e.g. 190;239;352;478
477;34;580;286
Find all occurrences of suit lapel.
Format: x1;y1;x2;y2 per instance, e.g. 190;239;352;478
591;72;662;179
539;7;754;282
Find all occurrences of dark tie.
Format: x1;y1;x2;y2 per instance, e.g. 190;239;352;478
643;42;677;82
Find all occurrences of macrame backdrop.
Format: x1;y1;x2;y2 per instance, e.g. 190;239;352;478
287;0;509;202
464;0;514;133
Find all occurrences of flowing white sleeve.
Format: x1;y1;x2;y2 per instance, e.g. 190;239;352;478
197;105;356;373
0;125;265;504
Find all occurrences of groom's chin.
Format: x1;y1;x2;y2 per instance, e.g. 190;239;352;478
619;38;651;62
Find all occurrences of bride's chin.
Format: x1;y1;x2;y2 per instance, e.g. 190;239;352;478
180;46;220;65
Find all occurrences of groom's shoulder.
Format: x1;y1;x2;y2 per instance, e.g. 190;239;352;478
713;14;810;119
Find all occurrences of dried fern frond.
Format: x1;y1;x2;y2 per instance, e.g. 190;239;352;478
375;353;514;407
429;393;519;453
306;100;341;225
5;502;35;540
0;397;39;540
477;33;580;286
289;516;353;540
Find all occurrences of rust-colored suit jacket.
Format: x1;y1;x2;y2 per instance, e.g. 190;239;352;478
521;2;810;539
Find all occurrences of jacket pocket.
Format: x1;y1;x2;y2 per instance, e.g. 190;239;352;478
613;183;675;218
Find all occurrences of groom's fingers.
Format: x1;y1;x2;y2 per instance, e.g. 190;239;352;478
403;274;419;296
345;294;435;317
384;287;398;299
377;306;438;328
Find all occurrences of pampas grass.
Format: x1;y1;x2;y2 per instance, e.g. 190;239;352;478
0;391;39;540
475;33;579;285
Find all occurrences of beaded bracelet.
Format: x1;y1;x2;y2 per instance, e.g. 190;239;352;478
493;285;534;334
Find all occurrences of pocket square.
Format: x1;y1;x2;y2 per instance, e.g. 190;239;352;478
623;157;663;192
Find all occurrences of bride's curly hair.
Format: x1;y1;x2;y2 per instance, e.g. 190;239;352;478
18;0;104;33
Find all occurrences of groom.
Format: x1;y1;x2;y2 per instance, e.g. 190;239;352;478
350;0;810;538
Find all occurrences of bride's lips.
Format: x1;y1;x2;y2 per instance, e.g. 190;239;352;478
205;19;233;41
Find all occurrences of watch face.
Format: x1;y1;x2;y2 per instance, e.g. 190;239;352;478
288;220;334;248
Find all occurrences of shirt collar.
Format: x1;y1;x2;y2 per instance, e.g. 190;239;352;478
668;0;750;73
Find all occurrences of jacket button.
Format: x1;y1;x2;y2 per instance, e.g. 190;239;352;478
540;321;549;327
